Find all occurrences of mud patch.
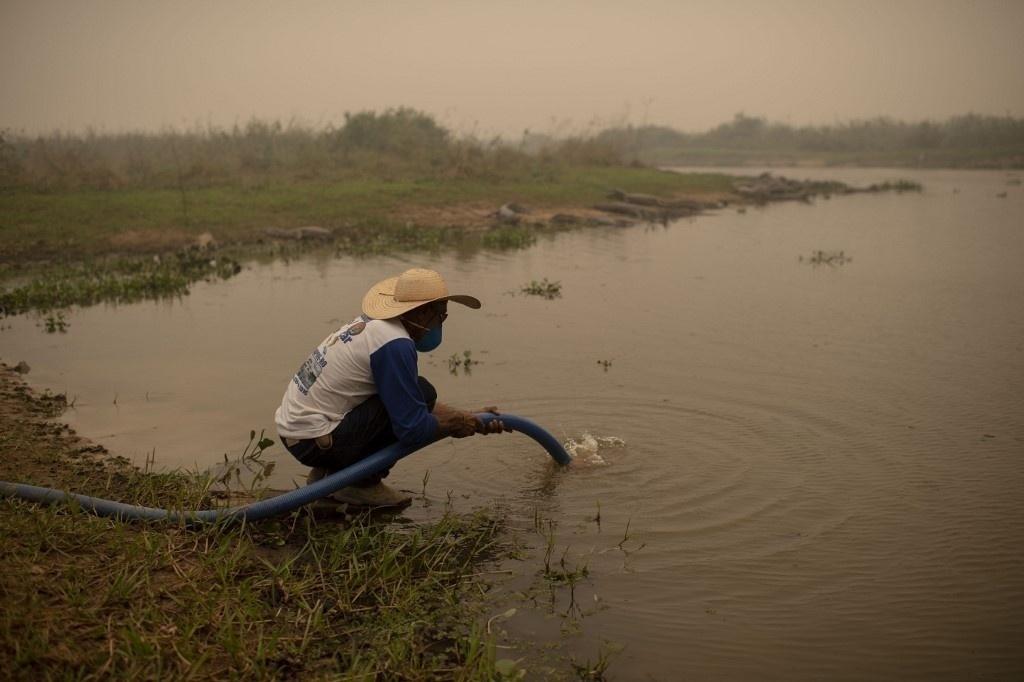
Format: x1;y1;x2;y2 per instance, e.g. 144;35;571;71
0;362;128;491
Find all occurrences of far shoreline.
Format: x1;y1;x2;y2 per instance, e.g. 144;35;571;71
0;166;922;318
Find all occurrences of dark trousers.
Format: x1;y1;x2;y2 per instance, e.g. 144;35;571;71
282;376;437;486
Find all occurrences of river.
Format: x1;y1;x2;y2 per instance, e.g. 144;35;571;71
3;167;1022;680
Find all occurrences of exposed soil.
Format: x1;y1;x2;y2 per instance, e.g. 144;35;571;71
107;227;193;252
388;194;732;230
0;362;125;491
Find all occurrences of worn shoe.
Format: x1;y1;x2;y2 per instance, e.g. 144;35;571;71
306;468;411;509
306;467;330;485
330;482;412;509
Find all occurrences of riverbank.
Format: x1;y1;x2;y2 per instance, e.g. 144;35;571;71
0;362;524;679
0;165;733;316
0;166;736;264
0;166;920;317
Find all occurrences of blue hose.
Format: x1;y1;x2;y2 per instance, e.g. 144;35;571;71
0;413;570;523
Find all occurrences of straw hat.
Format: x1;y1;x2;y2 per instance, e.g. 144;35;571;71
361;268;481;320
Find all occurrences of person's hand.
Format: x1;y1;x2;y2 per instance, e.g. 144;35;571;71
437;410;478;439
476;406;507;434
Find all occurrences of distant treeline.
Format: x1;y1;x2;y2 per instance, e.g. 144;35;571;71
5;110;1022;191
592;113;1024;168
0;108;623;191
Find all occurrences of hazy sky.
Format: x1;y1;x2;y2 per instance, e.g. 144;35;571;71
2;0;1023;137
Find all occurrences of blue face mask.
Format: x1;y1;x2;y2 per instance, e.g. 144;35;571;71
414;323;442;352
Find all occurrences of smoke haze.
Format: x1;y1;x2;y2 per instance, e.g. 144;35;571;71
2;0;1023;136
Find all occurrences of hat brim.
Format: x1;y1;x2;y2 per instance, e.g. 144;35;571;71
361;275;481;320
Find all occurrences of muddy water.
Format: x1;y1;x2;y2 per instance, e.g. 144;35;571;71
3;168;1023;680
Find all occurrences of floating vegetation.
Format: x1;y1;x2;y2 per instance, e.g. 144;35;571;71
41;311;68;334
596;359;613;371
867;179;923;193
0;251;241;317
481;225;537;250
447;350;479;375
520;278;562;299
335;224;459;256
799;250;852;266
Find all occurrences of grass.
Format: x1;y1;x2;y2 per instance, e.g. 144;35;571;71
0;363;642;679
0;110;739;318
0;166;734;316
0;369;524;679
0;497;513;679
0;168;736;263
0;361;575;680
481;225;538;250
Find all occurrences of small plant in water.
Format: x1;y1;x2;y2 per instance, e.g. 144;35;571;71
570;642;620;681
590;500;602;530
867;179;923;193
799;250;852;266
448;350;479;375
520;278;562;299
596;359;612;371
212;429;277;496
481;225;537;250
42;311;69;333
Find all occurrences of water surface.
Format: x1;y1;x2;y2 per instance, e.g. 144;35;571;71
3;167;1022;680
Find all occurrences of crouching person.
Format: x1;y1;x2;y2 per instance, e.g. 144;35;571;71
275;268;506;508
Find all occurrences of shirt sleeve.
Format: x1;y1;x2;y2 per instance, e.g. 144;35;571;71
369;338;439;446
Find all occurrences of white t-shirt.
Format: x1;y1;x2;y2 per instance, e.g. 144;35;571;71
274;315;439;445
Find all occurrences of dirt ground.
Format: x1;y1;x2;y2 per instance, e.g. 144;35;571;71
0;362;124;492
390;192;737;230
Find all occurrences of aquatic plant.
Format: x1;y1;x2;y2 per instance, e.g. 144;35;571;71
209;429;277;498
867;179;923;193
482;225;537;250
336;223;458;256
570;643;619;681
520;278;562;300
0;251;242;317
42;311;68;333
447;349;479;375
799;250;852;266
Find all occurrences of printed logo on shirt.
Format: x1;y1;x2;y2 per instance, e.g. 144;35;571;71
338;319;366;344
293;347;328;395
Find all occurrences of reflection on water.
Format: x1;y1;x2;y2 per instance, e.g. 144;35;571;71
3;168;1023;680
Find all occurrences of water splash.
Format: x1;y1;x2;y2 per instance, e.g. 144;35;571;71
563;432;626;465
